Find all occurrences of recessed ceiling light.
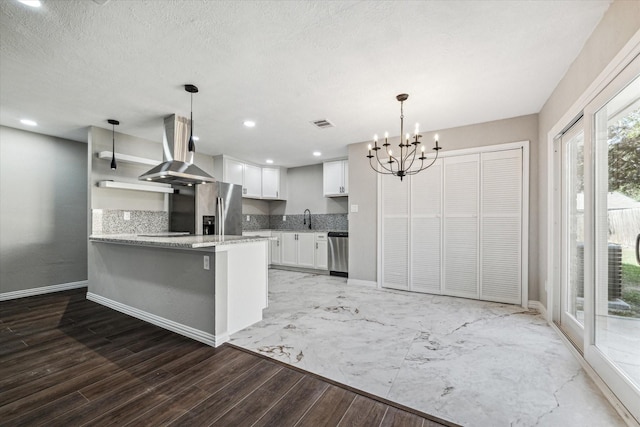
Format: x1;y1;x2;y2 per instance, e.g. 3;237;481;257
313;151;322;157
18;0;41;7
20;119;37;126
243;120;256;128
192;136;199;141
265;159;274;164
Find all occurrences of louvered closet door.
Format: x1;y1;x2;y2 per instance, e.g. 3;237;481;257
480;149;522;304
381;173;409;290
443;154;479;299
410;159;442;294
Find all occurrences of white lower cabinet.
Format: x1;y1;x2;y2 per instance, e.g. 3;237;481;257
277;231;328;270
296;233;315;268
315;233;328;270
270;232;282;265
281;232;298;265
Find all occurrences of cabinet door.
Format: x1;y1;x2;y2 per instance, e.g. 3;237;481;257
297;233;316;268
480;150;522;304
225;158;244;187
262;167;280;199
323;161;344;196
341;161;348;195
315;234;328;270
411;159;442;294
281;232;298;266
381;172;409;290
244;164;262;198
270;232;282;265
442;154;479;299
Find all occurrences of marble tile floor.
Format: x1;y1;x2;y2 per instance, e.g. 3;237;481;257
230;270;627;427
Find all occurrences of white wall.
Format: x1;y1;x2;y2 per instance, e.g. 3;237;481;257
537;0;640;308
0;126;87;293
348;114;539;300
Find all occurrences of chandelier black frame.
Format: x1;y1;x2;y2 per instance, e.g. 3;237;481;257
367;93;441;181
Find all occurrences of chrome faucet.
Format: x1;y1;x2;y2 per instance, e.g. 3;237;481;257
303;209;312;229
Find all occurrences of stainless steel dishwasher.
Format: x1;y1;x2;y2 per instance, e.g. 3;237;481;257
328;231;348;277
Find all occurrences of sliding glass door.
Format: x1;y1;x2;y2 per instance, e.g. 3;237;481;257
592;73;640;394
563;56;640;422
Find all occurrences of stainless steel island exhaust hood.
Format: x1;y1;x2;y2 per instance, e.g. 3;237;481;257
139;114;216;186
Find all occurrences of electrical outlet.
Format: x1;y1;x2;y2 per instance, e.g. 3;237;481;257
123;211;131;221
203;255;210;270
351;204;359;213
283;215;286;221
246;215;250;222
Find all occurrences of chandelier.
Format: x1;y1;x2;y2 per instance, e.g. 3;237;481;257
367;93;441;181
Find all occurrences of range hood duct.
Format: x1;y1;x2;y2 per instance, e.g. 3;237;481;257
139;114;215;185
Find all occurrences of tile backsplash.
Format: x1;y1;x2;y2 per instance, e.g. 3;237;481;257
268;213;347;231
92;209;347;234
92;209;168;235
242;214;270;231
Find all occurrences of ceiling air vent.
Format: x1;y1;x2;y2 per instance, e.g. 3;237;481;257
311;119;335;129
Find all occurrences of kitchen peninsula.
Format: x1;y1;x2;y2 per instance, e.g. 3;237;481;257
88;233;270;347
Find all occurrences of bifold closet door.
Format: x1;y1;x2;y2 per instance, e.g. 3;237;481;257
381;173;409;290
410;159;443;294
480;149;522;304
442;154;479;299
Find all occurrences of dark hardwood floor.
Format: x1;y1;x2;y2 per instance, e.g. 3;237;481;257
0;288;457;427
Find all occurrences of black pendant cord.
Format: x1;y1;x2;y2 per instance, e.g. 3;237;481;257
108;119;119;170
188;91;195;152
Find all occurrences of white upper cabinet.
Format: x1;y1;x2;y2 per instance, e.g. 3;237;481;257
261;167;286;200
244;164;262;198
225;158;244;187
214;155;286;200
323;159;348;197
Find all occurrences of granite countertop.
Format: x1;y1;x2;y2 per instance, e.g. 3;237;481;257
89;233;271;249
244;229;347;233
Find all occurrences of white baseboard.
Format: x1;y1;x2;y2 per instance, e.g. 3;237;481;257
347;278;377;288
86;292;223;347
0;280;88;301
528;300;547;318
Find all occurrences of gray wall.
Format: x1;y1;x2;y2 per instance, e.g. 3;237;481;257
348;114;540;301
0;126;87;293
537;0;640;309
89;125;214;211
243;198;270;215
270;163;348;216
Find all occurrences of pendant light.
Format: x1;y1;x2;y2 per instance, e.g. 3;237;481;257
185;84;198;152
107;119;119;170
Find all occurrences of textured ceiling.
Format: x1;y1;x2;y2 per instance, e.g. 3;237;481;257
0;0;611;167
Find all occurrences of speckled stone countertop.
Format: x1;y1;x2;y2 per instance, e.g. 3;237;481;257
244;229;346;233
89;233;271;249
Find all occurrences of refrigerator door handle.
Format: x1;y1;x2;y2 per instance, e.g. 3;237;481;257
217;197;222;237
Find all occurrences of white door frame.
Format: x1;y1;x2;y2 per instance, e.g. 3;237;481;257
545;30;640;425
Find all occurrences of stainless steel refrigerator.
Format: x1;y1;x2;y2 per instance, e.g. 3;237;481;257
169;182;243;236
